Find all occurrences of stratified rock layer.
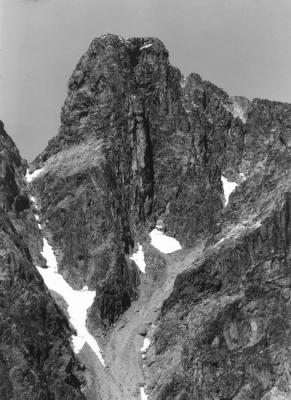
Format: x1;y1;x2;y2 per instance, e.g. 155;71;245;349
0;122;86;400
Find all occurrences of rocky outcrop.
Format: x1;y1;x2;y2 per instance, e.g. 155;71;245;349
145;121;291;398
0;120;45;268
0;122;86;400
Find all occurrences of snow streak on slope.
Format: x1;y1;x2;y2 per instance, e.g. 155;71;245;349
130;244;146;273
41;238;58;271
141;337;151;359
140;43;152;50
140;388;148;400
221;176;238;206
25;168;44;182
36;264;105;364
149;228;182;253
26;169;105;366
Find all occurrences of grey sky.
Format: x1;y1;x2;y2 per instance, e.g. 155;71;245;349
1;0;291;161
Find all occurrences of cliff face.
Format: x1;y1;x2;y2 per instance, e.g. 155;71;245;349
146;107;291;399
28;34;291;399
31;34;249;327
0;122;86;400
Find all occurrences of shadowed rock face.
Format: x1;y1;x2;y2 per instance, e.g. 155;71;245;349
0;122;86;400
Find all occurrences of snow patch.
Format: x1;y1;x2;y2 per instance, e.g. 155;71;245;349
221;176;238;206
149;229;182;254
26;168;44;182
141;337;151;359
215;237;226;246
141;338;151;353
130;244;146;273
26;175;105;365
140;43;152;50
41;238;58;271
140;387;148;400
232;103;247;123
36;265;105;365
239;172;246;181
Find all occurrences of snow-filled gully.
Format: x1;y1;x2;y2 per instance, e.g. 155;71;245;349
130;226;182;399
26;169;105;366
27;169;182;399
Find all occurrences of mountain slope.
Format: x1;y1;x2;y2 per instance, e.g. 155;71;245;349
28;34;291;399
148;150;291;399
31;34;247;328
0;121;86;400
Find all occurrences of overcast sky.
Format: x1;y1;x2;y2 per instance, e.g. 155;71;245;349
1;0;291;161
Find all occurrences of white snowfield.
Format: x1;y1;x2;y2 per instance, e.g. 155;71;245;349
36;265;105;365
130;244;146;273
141;337;151;359
140;43;152;50
221;176;238;206
41;238;58;271
149;228;182;254
140;336;150;400
140;387;148;400
26;169;105;366
141;338;151;353
25;168;44;183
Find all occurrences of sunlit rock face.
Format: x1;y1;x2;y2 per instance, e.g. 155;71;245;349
0;122;86;400
146;138;291;397
31;35;291;327
25;34;291;400
29;34;246;328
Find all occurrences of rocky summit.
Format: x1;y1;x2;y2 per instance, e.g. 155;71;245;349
1;34;291;400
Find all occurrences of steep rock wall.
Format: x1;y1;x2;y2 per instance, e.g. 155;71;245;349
0;122;86;400
146;144;291;399
31;35;246;327
31;35;291;334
